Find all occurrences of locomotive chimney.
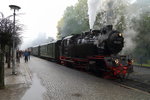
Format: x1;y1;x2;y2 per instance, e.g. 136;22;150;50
90;29;92;34
106;25;113;31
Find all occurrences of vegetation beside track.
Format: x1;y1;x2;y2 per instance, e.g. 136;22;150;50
134;63;150;68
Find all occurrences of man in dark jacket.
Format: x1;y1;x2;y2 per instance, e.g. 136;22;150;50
24;50;29;62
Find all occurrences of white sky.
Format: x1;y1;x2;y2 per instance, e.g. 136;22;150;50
0;0;78;49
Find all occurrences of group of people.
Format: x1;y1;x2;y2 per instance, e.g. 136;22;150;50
16;50;31;63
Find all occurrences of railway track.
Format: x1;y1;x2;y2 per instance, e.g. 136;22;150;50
83;68;150;94
72;66;150;94
114;79;150;94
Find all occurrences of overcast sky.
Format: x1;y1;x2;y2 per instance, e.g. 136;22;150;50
0;0;78;49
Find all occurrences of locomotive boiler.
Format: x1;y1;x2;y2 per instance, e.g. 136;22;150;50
61;25;124;57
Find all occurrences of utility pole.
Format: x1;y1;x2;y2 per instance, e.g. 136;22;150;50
9;5;21;75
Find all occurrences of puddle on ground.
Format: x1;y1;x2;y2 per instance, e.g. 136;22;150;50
21;74;46;100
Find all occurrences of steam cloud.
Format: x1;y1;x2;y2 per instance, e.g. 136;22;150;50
87;0;149;54
87;0;100;29
88;0;115;29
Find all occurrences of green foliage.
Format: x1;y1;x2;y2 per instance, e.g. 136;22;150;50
57;0;89;39
132;12;150;63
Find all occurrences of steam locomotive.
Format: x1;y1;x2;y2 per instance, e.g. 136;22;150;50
30;25;133;79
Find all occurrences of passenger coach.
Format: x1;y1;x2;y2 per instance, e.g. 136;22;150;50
30;40;61;62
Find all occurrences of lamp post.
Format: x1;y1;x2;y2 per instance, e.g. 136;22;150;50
9;5;21;75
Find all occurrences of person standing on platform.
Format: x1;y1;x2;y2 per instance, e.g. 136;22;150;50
24;50;29;63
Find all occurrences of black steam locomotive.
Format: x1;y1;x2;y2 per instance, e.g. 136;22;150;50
61;25;123;57
30;25;133;79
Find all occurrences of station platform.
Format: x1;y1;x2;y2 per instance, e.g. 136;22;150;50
0;58;32;100
5;60;32;86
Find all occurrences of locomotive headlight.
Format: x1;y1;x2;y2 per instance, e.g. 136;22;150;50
118;33;122;37
115;59;119;64
128;59;134;65
131;59;134;63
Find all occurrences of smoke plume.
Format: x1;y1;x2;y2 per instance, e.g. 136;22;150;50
87;0;100;29
87;0;150;54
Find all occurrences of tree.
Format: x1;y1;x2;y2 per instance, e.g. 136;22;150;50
57;0;89;39
132;12;150;63
0;12;22;88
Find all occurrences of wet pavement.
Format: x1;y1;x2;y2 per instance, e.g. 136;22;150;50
21;74;46;100
0;56;150;100
0;59;31;100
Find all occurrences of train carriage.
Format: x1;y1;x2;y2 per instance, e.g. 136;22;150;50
39;40;61;62
32;46;39;56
